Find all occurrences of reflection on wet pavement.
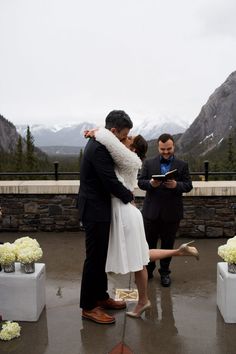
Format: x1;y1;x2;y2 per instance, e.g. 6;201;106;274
0;232;235;354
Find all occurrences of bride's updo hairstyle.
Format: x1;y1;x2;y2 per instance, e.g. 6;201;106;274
131;135;148;161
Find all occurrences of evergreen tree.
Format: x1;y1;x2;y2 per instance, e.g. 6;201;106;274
15;135;24;171
227;134;233;165
226;134;236;176
78;148;83;172
26;126;35;171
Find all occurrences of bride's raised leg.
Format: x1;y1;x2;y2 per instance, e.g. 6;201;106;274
149;248;179;261
149;241;199;261
177;241;199;260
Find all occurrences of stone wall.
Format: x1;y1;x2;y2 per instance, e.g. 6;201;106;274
0;194;79;232
135;196;236;238
181;196;236;238
0;181;236;237
0;181;80;232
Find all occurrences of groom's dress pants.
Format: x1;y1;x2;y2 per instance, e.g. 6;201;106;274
80;221;110;310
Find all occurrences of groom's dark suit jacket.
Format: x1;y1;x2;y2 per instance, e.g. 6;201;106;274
138;156;192;222
78;138;133;222
78;137;133;310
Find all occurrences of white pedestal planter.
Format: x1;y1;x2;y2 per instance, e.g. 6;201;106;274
0;262;46;321
217;262;236;323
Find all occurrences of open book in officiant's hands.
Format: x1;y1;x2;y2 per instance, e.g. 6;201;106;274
152;169;178;181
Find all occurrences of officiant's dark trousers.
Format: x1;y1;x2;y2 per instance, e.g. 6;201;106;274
144;217;180;276
80;221;110;310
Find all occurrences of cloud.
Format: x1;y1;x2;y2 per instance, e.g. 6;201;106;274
0;0;236;126
198;0;236;38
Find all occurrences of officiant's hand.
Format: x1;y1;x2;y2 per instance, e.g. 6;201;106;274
163;179;177;189
150;179;162;188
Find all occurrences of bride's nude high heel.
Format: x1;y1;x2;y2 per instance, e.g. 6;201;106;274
126;300;151;318
178;240;200;260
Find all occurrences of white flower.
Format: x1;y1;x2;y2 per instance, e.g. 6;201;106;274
218;236;236;263
0;243;17;265
17;245;43;263
227;235;236;246
0;321;21;341
14;236;43;263
14;236;40;248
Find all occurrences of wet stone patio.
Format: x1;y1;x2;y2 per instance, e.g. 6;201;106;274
0;232;236;354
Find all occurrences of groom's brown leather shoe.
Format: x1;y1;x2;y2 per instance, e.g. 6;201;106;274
82;307;115;324
97;297;126;310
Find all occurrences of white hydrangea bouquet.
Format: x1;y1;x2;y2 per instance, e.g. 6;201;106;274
14;236;43;264
0;242;17;265
218;236;236;273
0;321;21;341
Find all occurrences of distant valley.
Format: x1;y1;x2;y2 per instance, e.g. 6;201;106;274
16;120;187;155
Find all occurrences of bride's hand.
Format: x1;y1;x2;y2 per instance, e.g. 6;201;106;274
84;128;99;138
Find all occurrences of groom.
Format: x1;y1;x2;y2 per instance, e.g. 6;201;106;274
78;110;134;324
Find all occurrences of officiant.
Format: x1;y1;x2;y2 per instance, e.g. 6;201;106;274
138;133;193;287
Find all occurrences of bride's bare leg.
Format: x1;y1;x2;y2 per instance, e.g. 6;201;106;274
133;267;149;313
149;248;179;261
149;242;199;261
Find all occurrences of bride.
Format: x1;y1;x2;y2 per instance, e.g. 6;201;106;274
85;128;199;317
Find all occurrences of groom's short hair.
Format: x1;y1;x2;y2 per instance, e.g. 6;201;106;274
105;110;133;131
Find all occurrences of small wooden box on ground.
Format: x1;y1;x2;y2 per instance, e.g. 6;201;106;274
0;263;46;321
217;262;236;323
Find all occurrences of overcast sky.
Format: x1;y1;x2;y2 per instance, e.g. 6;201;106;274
0;0;236;127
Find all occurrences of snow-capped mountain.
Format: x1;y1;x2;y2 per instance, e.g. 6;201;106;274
7;70;236;159
16;119;187;149
16;122;96;148
131;119;187;140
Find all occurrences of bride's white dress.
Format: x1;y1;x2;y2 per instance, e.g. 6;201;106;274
95;128;150;274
